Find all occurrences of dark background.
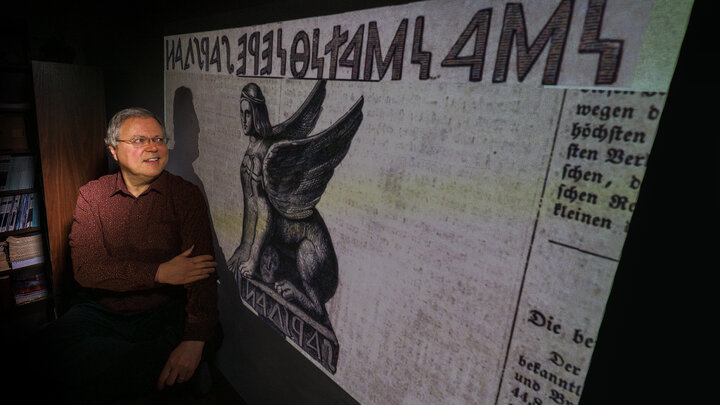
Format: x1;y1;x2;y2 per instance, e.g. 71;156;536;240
7;1;709;403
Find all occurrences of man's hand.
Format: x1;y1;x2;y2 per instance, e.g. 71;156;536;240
156;245;216;285
157;340;205;390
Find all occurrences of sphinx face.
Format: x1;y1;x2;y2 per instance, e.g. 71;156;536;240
240;98;255;137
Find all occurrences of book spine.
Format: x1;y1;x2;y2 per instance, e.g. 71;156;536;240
26;193;35;229
14;290;48;305
30;193;38;228
0;196;10;232
6;195;21;232
16;194;26;231
10;256;45;269
21;193;30;230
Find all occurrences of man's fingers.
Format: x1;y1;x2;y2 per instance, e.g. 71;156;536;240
180;245;195;257
184;275;210;285
183;269;215;284
158;364;195;389
190;260;217;271
188;268;214;278
191;254;215;263
158;365;176;390
192;258;216;266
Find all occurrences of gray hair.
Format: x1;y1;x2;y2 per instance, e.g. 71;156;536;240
105;107;166;147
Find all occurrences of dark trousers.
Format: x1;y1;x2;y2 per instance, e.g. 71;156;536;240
29;299;186;404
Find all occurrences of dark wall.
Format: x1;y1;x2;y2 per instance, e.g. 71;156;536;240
22;0;414;122
580;6;705;403
18;1;707;404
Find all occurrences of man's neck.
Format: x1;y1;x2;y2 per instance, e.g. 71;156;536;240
126;183;149;198
121;170;159;197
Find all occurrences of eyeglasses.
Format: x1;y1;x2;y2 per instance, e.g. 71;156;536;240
116;136;168;148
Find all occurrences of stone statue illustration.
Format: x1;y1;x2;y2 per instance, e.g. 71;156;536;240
228;79;363;327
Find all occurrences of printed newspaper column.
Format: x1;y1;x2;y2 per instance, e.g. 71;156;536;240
497;89;665;405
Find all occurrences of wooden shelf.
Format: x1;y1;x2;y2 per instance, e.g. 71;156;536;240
0;288;50;309
11;293;50;307
2;262;46;274
0;103;31;113
0;150;33;155
0;227;40;238
0;188;36;196
0;263;50;316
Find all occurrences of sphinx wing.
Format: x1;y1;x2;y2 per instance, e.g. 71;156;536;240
263;96;364;219
271;80;327;140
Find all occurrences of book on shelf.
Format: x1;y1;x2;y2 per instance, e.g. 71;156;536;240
0;195;11;232
10;266;48;305
30;193;38;228
25;193;37;228
6;194;21;231
1;195;15;232
10;256;44;269
16;193;29;230
0;241;10;273
0;192;38;233
14;290;49;305
6;233;44;270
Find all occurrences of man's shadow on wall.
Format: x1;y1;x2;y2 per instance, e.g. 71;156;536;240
167;86;234;294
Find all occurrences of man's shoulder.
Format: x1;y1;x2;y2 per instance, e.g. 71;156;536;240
164;171;199;191
163;171;203;200
78;173;118;196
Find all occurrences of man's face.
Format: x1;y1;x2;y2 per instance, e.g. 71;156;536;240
109;117;168;186
240;99;254;136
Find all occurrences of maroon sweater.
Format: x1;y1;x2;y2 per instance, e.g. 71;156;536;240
68;170;217;341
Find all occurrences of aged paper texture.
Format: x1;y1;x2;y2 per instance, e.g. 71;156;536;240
164;1;692;403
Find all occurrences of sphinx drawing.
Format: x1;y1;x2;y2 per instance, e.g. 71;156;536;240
228;80;363;360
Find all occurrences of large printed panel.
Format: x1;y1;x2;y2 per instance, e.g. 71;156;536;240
164;1;692;403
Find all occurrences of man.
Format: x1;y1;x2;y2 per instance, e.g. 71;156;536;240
44;107;218;402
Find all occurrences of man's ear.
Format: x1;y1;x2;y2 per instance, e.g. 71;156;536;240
108;146;118;161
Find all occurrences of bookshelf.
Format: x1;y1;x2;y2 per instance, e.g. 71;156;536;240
1;23;106;344
0;94;54;328
0;23;55;341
